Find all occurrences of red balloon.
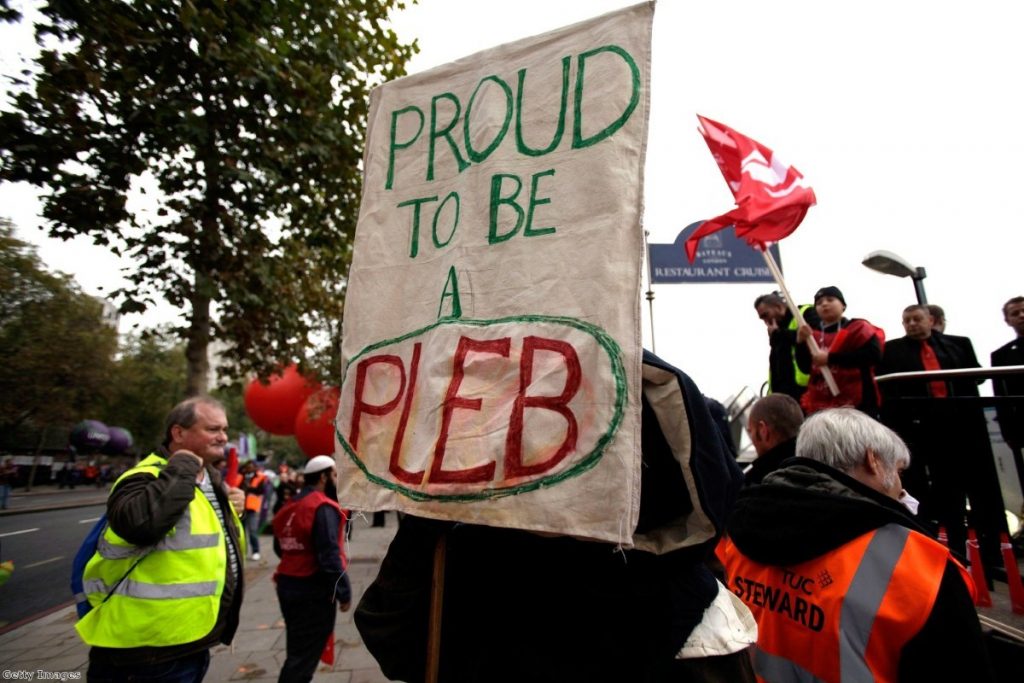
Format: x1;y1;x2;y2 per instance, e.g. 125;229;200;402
244;365;320;436
294;386;341;458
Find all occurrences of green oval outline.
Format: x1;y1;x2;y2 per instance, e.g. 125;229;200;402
335;314;626;502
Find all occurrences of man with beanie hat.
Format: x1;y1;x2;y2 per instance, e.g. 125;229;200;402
812;285;845;306
273;455;350;683
796;286;885;417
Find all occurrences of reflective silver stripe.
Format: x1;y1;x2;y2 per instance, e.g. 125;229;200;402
84;578;218;600
753;646;827;682
98;502;221;560
156;506;221;551
839;524;909;681
97;533;145;560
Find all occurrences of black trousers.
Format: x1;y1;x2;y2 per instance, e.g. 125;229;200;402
894;408;1008;568
276;576;336;683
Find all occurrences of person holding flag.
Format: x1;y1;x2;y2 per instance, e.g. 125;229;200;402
796;286;885;417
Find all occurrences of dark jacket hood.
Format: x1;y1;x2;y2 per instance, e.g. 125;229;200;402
727;458;930;566
743;438;797;487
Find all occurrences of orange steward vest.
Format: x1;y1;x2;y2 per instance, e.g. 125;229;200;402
718;524;974;683
244;472;267;512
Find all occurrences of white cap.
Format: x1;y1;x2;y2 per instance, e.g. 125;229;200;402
303;455;336;476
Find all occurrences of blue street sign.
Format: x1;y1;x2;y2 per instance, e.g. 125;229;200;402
649;222;782;284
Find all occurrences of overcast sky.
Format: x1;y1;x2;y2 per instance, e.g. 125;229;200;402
3;0;1022;403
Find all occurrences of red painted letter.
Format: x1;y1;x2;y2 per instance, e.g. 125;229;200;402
504;336;581;479
430;336;510;483
349;355;405;451
389;343;425;484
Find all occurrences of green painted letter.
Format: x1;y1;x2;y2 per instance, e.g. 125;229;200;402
464;76;513;164
387;106;425;190
572;45;640;150
515;56;570;157
488;174;524;244
428;93;470;181
432;192;461;249
397;195;439;258
437;266;463;319
524;169;556;237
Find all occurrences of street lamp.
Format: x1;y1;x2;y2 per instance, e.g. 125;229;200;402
861;250;928;305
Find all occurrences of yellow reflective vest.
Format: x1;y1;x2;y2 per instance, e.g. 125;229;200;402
75;454;245;648
766;305;813;395
788;305;812;388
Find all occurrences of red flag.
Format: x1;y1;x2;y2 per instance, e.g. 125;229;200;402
225;446;241;488
686;115;816;261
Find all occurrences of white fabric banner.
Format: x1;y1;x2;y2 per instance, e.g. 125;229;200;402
335;2;653;544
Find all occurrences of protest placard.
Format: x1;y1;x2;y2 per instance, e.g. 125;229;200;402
335;2;653;544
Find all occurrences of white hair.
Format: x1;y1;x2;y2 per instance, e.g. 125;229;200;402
796;408;910;474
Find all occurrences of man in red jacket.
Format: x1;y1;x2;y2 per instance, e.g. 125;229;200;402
273;455;350;683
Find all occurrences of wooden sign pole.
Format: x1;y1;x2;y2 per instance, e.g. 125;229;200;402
425;534;447;683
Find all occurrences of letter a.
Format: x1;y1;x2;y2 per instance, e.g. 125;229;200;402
438;266;463;319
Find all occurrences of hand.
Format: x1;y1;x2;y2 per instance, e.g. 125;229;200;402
338;600;351;613
811;349;829;367
796;325;811;343
172;449;203;468
227;487;245;516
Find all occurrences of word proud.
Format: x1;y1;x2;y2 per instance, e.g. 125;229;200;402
337;317;625;501
384;45;641;191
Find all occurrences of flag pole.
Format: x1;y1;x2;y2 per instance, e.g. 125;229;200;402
760;248;840;396
643;230;656;354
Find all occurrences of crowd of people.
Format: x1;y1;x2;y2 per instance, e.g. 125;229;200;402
754;289;1023;569
70;292;1024;682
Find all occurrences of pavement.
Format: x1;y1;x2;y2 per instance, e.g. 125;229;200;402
0;486;400;682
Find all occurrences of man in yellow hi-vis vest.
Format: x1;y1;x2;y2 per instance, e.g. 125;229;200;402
78;397;247;682
754;292;818;401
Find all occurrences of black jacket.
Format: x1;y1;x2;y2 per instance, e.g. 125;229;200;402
90;448;245;666
992;337;1024;448
743;438;796;487
878;331;982;400
767;306;819;401
877;331;989;448
727;458;993;682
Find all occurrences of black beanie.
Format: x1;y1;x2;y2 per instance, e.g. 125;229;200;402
814;286;846;306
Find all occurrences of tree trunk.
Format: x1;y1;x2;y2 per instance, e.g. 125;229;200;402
185;271;212;396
